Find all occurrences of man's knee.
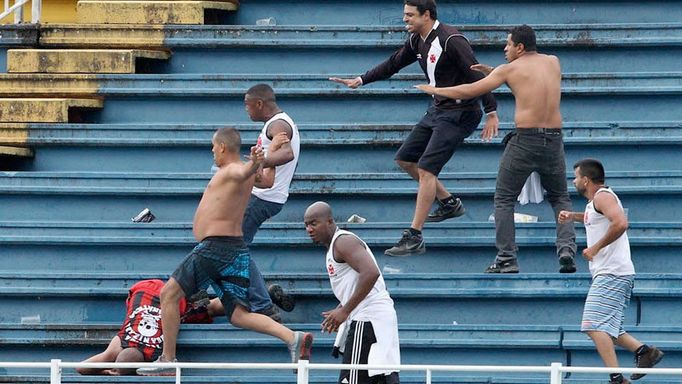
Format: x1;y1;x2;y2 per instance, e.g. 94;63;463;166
417;167;436;180
114;348;144;375
160;279;185;303
396;159;416;171
229;305;248;327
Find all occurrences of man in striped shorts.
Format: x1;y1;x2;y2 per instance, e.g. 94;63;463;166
559;159;663;384
305;202;400;384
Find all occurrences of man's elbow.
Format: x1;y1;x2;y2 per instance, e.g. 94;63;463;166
364;270;380;284
282;151;295;164
616;217;629;233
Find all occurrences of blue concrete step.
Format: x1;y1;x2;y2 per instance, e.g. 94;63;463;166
55;90;682;129
0;74;676;125
2;72;681;94
0;171;678;222
0;272;680;325
2;72;682;96
36;24;682;73
6;121;682;173
3;121;682;146
0;231;682;274
0;221;679;275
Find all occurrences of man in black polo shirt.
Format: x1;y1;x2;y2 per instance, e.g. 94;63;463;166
331;0;498;256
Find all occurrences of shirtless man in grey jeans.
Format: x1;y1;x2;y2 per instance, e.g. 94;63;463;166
416;24;577;273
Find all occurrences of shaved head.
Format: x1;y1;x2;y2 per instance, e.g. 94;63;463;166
305;201;332;220
304;201;336;246
214;127;241;153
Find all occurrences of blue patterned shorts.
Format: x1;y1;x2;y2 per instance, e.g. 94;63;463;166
172;236;250;319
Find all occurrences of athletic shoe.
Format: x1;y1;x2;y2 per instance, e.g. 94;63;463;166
484;258;520;273
384;230;425;257
288;331;313;373
559;254;577;273
256;305;283;323
608;377;630;384
136;356;178;376
269;284;296;312
425;198;466;222
631;345;664;380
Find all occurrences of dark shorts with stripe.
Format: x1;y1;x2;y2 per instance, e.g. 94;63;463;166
171;236;250;319
395;105;482;176
339;321;400;384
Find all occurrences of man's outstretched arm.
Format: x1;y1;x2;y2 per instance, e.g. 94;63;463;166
415;64;509;100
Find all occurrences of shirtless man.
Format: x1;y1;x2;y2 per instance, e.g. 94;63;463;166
415;25;577;274
137;128;313;376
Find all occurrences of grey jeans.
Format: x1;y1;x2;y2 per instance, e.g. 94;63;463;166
494;129;576;261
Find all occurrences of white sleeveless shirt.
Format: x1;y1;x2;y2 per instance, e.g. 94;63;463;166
252;112;300;204
326;229;395;321
584;187;635;277
326;228;401;375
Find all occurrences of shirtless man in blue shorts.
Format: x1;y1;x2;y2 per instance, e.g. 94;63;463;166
137;127;313;376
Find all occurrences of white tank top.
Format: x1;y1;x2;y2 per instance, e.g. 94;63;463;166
252;112;300;204
326;228;396;322
584;187;635;277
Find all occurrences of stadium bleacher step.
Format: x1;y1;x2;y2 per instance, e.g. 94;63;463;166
1;120;681;146
7;49;171;74
76;1;239;25
0;98;103;123
0;170;677;222
0;146;32;158
34;24;682;73
0;72;680;97
0;272;681;325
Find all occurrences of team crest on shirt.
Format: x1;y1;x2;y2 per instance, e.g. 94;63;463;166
429;53;437;63
327;263;335;276
124;305;163;348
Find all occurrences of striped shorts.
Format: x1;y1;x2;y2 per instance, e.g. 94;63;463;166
581;274;635;338
339;321;400;384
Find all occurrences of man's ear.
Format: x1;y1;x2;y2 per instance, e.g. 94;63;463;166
517;43;526;53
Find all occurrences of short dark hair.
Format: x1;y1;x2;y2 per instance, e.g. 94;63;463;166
214;127;241;153
510;25;537;52
404;0;437;20
246;83;276;103
574;158;605;184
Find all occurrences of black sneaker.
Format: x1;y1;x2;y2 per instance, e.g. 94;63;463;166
631;345;664;380
181;289;211;322
484;258;520;273
559;254;577;273
384;230;425;257
256;305;282;323
425;198;466;223
268;284;296;312
609;377;630;384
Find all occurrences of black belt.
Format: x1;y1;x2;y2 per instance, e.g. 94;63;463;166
516;128;562;135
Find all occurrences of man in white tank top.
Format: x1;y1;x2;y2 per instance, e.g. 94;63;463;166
558;159;663;384
242;84;301;320
304;202;400;384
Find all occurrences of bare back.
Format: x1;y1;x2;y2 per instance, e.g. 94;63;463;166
505;53;562;128
193;164;255;241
